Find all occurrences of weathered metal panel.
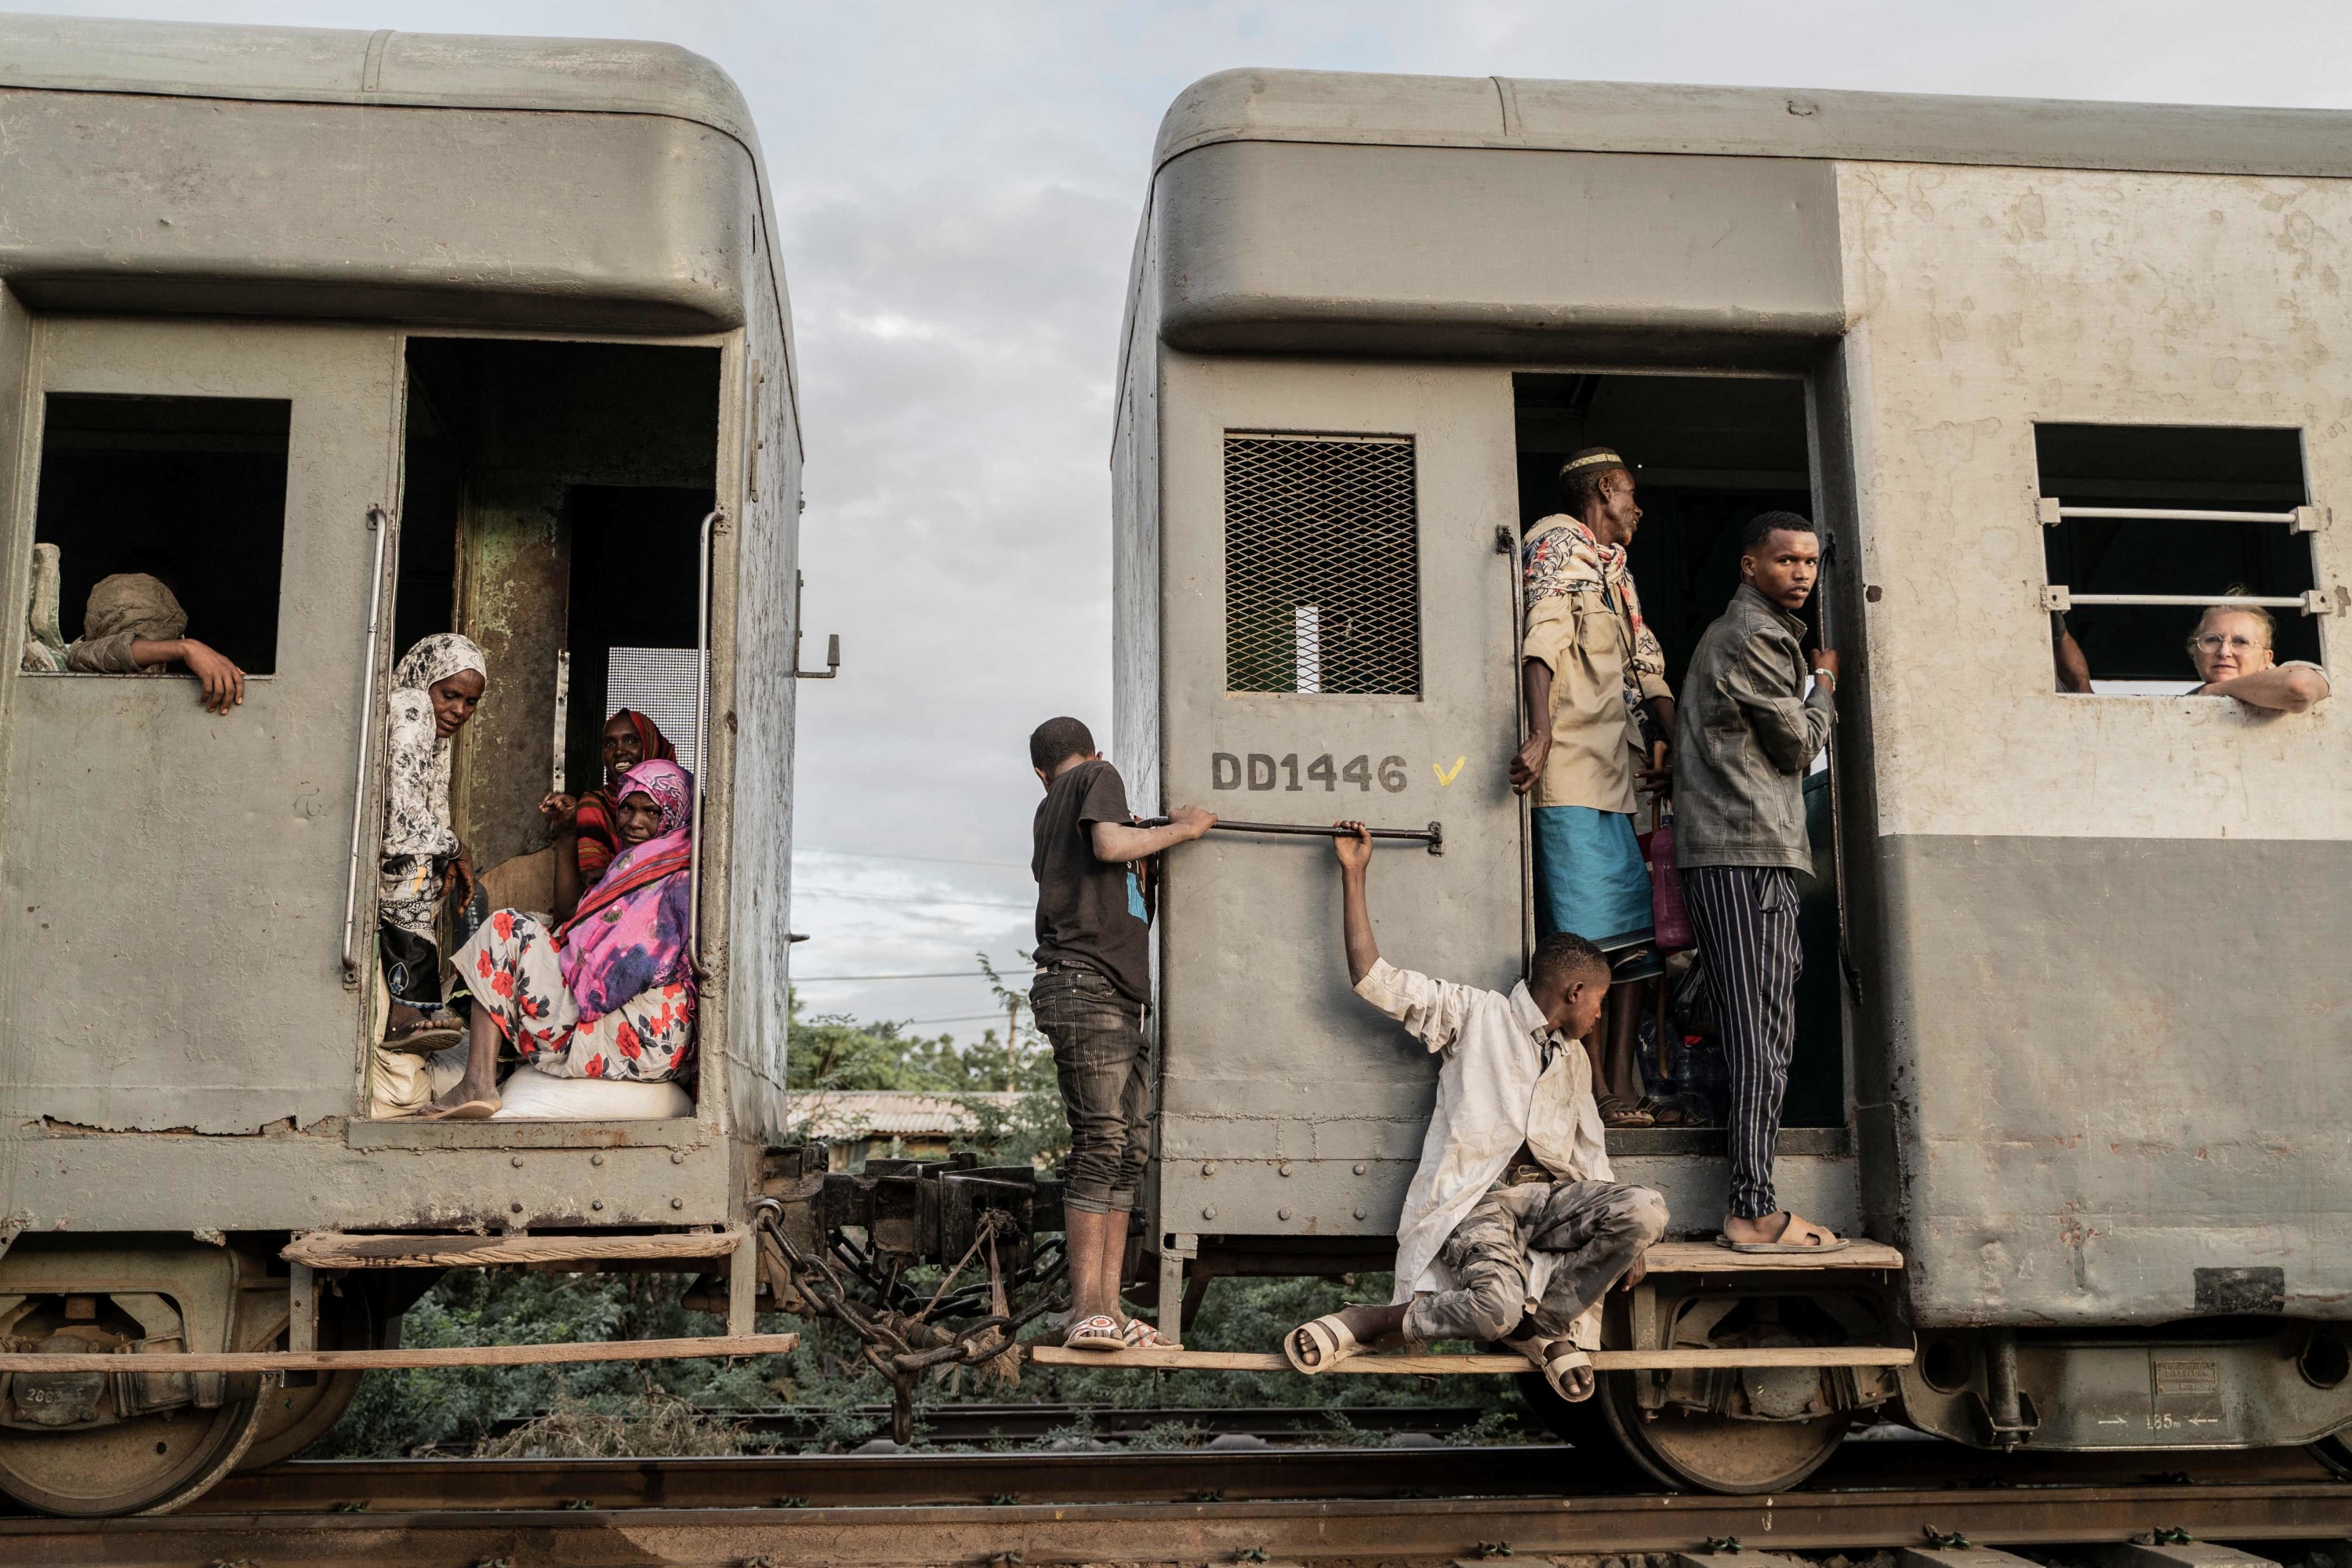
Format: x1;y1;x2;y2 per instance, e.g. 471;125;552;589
1874;833;2352;1328
0;90;755;332
1149;354;1526;1245
1158;68;2352;181
720;202;804;1148
1155;141;1843;361
0;318;398;1135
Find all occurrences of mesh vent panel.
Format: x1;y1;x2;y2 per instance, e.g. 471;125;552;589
1223;433;1420;695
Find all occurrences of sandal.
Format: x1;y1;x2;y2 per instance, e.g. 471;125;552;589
1283;1312;1363;1374
1718;1210;1849;1254
1640;1094;1707;1128
381;1014;465;1057
1507;1332;1595;1402
1123;1317;1177;1350
1596;1093;1654;1129
1063;1313;1124;1352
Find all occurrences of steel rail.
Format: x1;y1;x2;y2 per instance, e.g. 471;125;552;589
1142;815;1444;852
338;503;395;980
12;1469;2345;1568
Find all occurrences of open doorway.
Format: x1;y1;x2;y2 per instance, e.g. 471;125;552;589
381;336;720;1120
1513;372;1842;1135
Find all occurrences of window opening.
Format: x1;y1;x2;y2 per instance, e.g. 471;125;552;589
2036;423;2321;691
1512;372;1841;1134
1224;432;1420;695
30;394;289;675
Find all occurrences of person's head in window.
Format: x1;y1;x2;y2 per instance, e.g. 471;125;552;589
2182;594;2329;712
1739;511;1822;612
61;546;245;714
1558;447;1642;547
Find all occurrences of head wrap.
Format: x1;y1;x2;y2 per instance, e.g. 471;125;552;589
82;572;188;645
393;633;487;695
572;712;681;885
379;633;488;863
557;757;696;1020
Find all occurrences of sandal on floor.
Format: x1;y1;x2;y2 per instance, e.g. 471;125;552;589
1639;1094;1705;1128
1063;1313;1125;1352
417;1095;499;1121
1508;1333;1595;1402
381;1016;465;1057
1596;1093;1654;1129
1283;1312;1363;1375
1717;1210;1849;1254
1123;1317;1177;1350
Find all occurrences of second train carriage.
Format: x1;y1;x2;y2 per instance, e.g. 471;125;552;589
1105;70;2352;1488
0;17;810;1515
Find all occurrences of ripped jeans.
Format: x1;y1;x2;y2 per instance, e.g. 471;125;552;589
1031;964;1152;1215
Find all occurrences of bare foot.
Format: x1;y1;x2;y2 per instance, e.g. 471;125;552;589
1290;1302;1407;1368
426;1079;499;1117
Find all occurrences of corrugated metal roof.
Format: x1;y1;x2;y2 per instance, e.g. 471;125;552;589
785;1091;1026;1138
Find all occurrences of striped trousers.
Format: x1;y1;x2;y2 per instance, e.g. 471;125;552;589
1681;865;1802;1221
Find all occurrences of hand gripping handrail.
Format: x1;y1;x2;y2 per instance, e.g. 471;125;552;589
340;505;394;981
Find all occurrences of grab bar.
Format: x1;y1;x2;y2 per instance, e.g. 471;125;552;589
688;508;721;966
339;505;394;982
2038;497;2321;532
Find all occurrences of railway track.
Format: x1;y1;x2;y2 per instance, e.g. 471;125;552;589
2;1438;2347;1566
453;1401;1518;1449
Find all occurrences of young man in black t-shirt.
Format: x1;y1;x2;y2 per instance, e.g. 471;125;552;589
1028;716;1214;1351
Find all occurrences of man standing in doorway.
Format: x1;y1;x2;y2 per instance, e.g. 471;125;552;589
1673;512;1846;1252
1508;448;1675;1128
1027;717;1217;1349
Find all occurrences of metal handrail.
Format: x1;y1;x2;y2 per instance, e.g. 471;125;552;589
688;509;721;965
339;505;394;981
2038;497;2321;532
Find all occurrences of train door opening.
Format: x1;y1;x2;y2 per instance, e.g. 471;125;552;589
1512;372;1845;1134
387;336;720;1117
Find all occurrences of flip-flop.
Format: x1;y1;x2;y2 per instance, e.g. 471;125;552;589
1063;1314;1124;1352
1717;1211;1850;1254
1283;1312;1362;1374
1508;1333;1595;1402
419;1096;499;1122
1123;1317;1178;1350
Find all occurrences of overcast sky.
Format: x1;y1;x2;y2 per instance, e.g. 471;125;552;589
33;0;2352;1040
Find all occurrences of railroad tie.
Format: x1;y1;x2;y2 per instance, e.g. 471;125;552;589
1902;1549;2057;1568
2085;1545;2285;1568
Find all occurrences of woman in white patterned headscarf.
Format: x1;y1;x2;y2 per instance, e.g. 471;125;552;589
379;633;488;1053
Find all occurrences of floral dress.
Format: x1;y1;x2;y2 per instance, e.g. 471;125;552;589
456;906;695;1082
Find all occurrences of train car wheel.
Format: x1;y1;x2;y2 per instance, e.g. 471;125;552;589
2307;1433;2352;1479
0;1375;267;1516
1597;1371;1850;1494
238;1283;387;1471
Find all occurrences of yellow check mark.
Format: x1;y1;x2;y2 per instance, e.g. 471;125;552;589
1433;756;1466;786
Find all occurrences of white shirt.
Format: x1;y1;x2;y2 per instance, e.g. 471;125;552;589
1354;958;1615;1305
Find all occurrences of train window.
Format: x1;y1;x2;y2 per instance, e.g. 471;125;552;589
1223;431;1421;695
29;394;289;675
2036;424;2320;692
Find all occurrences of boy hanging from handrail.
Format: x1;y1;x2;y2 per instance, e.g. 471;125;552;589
1284;822;1667;1401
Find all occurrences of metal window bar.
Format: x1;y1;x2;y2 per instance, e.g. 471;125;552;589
2037;496;2323;532
2042;586;2330;615
690;509;720;965
1224;433;1420;696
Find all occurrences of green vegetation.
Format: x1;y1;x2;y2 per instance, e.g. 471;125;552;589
314;977;1524;1458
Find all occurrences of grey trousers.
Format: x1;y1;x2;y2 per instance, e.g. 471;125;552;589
1403;1177;1668;1344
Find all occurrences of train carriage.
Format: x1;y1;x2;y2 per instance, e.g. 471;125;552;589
1110;70;2352;1488
0;17;807;1514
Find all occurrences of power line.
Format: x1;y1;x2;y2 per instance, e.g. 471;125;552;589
795;970;1034;982
797;846;1030;871
793;887;1033;911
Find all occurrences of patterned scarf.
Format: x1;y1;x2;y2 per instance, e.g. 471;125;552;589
1522;515;1667;723
574;710;679;884
381;633;488;862
557;759;695;1021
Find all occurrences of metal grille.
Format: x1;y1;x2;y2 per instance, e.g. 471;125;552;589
1223;433;1420;695
607;645;704;775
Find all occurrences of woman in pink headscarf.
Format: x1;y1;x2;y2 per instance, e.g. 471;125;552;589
423;759;698;1120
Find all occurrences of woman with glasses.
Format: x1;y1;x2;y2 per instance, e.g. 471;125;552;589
2184;602;2328;711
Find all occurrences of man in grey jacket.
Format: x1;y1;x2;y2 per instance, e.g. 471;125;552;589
1673;511;1844;1253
